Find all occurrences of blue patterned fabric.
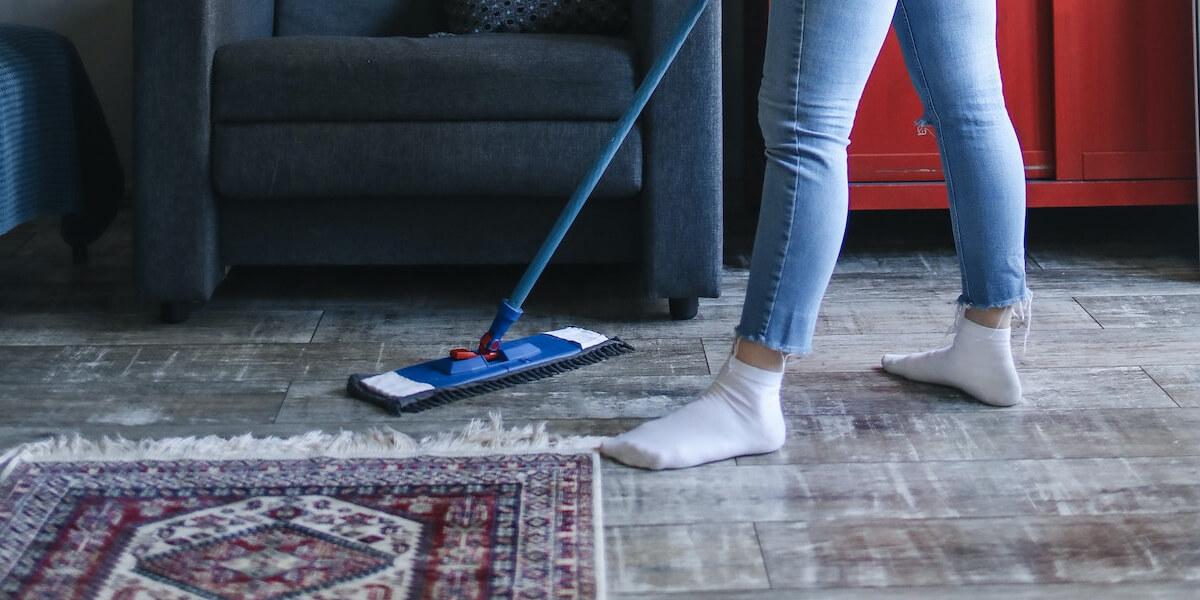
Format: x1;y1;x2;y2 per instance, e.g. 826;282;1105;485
0;25;120;244
0;26;78;235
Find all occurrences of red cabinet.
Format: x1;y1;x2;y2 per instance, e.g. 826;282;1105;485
1051;0;1196;181
745;0;1198;210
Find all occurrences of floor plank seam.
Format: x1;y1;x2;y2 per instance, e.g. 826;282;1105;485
1026;253;1046;270
272;380;296;424
1069;296;1106;329
308;311;326;344
1139;366;1185;409
750;521;777;590
698;337;713;375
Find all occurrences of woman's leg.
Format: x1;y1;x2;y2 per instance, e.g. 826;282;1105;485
881;0;1031;407
602;0;899;470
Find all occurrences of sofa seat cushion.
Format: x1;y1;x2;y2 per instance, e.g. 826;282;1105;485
212;121;642;199
213;34;636;122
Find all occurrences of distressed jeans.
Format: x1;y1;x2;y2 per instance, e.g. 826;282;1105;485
736;0;1031;355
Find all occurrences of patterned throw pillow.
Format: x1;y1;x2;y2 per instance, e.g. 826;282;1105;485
444;0;631;35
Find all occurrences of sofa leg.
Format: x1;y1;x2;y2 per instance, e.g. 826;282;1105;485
160;301;192;324
669;297;699;321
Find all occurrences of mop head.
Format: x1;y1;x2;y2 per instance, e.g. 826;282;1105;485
348;327;634;414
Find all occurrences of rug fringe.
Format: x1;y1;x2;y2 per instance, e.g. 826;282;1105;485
0;413;606;482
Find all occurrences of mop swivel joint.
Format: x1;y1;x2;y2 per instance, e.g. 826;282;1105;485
449;299;524;362
484;298;524;343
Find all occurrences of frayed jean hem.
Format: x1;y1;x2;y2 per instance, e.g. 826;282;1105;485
955;288;1033;311
731;327;813;358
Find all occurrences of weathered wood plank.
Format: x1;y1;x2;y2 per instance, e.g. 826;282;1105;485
0;338;708;384
756;514;1200;588
0;418;641;454
603;457;1200;527
0;343;386;385
282;364;1171;428
832;250;959;276
1143;365;1200;408
616;582;1200;600
310;297;1096;345
310;308;726;342
277;375;711;424
720;267;1200;302
815;297;1095;334
744;408;1200;465
605;523;770;595
0;311;324;346
1029;242;1197;271
777;367;1175;415
704;327;1200;373
1075;295;1200;328
0;282;140;312
833;250;1042;276
0;382;287;427
310;305;725;342
1010;268;1200;298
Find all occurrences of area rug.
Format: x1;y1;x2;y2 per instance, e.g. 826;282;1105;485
0;417;606;599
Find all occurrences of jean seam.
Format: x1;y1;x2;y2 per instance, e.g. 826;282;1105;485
754;0;807;342
896;0;974;304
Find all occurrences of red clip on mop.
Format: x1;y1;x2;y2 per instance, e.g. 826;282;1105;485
348;0;711;414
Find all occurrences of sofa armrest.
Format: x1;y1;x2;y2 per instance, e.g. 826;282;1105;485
133;0;274;303
630;0;724;300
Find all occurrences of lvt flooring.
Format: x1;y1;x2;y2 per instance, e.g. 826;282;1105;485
1;206;1198;598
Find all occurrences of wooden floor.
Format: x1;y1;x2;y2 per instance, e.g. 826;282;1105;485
2;207;1199;598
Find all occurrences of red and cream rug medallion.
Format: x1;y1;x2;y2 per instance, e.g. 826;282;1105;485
0;420;606;599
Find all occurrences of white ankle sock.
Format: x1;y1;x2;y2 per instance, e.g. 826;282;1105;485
881;317;1022;407
601;353;787;470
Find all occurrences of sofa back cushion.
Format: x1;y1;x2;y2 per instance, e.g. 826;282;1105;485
275;0;441;37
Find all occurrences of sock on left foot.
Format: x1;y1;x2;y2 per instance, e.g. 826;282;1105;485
600;354;786;470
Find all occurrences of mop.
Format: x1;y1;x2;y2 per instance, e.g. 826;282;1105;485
348;0;711;414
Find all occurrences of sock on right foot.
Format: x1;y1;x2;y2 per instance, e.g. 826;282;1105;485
881;318;1022;407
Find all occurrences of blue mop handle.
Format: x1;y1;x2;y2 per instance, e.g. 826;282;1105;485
508;0;712;309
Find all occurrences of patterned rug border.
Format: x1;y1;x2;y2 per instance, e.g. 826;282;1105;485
0;413;608;599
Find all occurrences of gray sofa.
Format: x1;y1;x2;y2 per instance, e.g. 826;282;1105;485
133;0;722;323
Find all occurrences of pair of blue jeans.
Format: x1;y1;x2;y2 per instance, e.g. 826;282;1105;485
736;0;1032;355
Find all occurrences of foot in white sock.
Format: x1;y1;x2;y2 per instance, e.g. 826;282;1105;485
881;317;1022;407
601;354;786;470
